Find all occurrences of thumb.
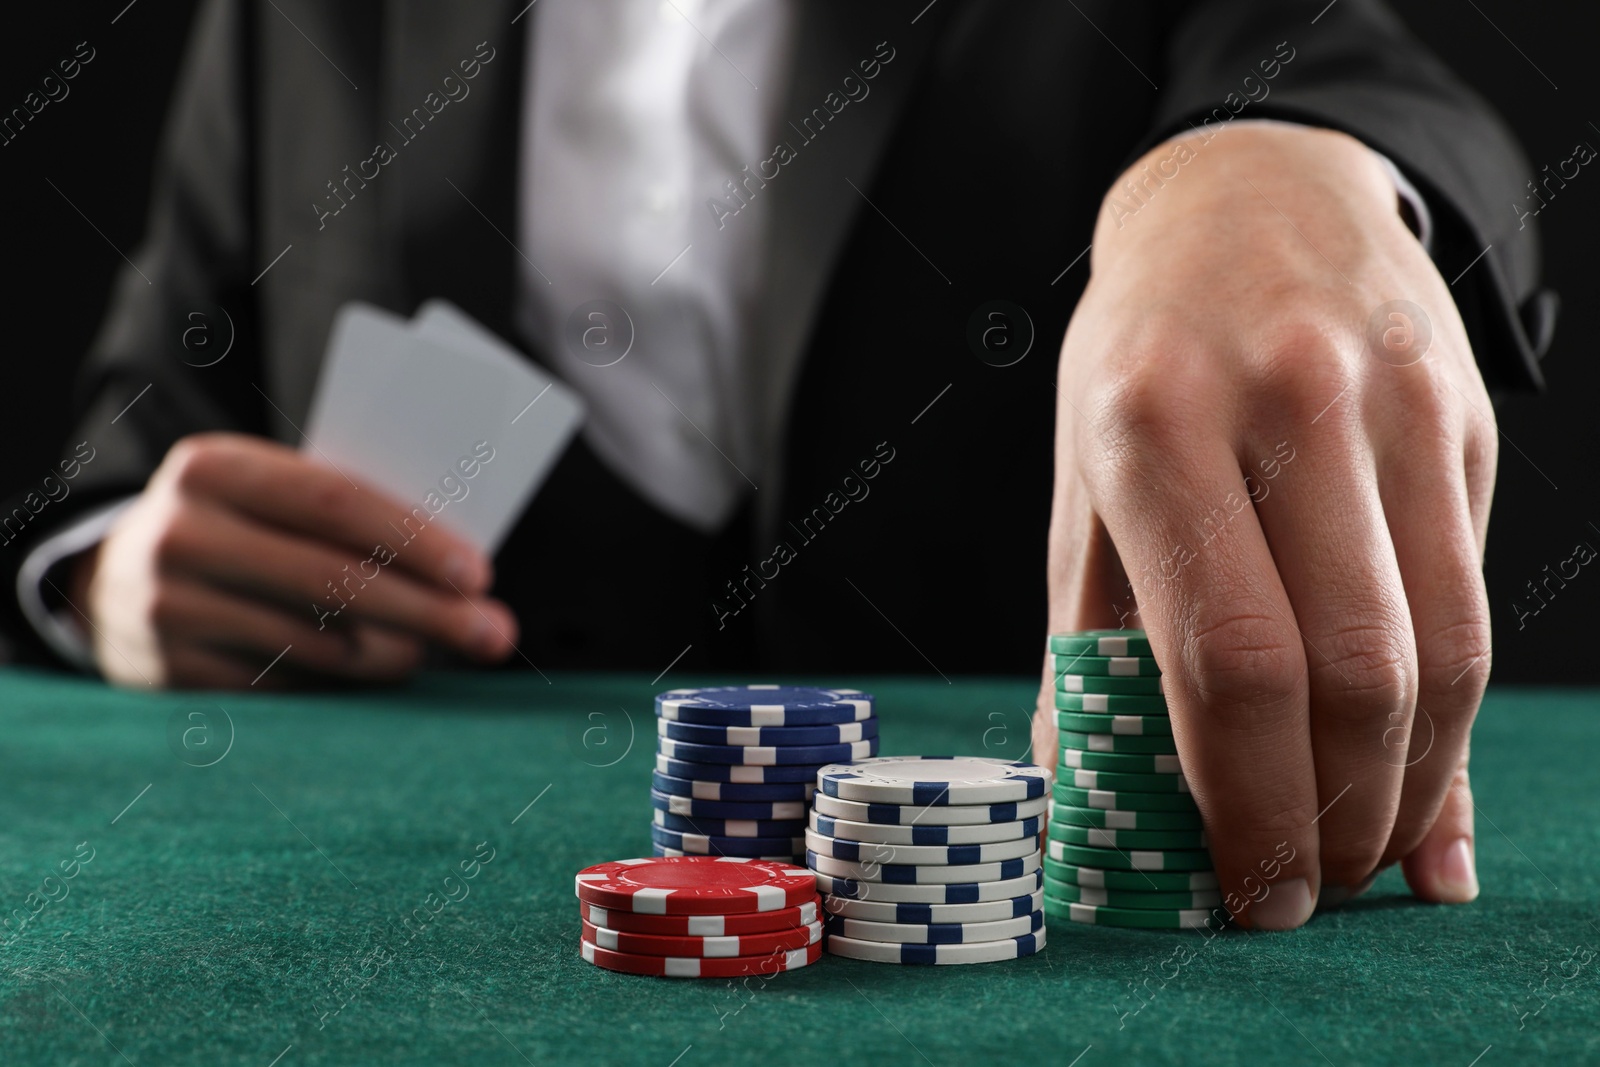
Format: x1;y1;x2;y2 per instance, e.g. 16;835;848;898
1401;761;1478;903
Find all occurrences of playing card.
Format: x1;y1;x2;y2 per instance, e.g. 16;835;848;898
303;301;585;553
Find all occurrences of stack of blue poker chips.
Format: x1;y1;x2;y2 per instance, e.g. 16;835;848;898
651;686;879;865
808;756;1051;965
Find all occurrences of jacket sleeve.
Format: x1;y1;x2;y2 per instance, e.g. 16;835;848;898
1132;0;1554;391
0;0;261;664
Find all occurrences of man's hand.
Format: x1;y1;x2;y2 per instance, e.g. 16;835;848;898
73;433;519;688
1032;125;1494;929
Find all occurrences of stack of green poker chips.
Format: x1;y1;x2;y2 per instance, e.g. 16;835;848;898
1043;630;1227;930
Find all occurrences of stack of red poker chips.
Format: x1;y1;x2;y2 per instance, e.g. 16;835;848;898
574;856;824;977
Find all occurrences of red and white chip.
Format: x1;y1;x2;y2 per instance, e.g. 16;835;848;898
579;937;822;977
582;896;820;936
574;856;816;915
580;918;822;958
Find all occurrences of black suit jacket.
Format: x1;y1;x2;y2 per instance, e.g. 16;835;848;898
1;0;1555;676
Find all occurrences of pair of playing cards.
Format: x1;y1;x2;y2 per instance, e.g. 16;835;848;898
302;301;585;553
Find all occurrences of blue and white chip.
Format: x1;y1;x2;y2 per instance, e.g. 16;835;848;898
823;928;1045;964
651;771;815;804
653;809;809;839
803;828;1039;866
823;908;1042;945
811;812;1041;845
655;754;820;784
656;717;879;746
812;867;1043;904
808;850;1040;885
659;735;878;767
649;825;804;858
812;791;1048;826
649;788;807;822
817;756;1049;806
656;686;874;726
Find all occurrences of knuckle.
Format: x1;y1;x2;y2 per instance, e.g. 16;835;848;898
163;435;229;495
1085;354;1207;457
1184;613;1304;715
1305;621;1415;724
1418;616;1493;704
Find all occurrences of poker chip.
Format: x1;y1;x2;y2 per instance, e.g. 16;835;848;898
1048;631;1154;656
1045;631;1220;932
1058;767;1191;793
650;825;805;857
656;686;874;725
809;850;1041;885
650;771;815;803
803;828;1041;865
824;908;1043;945
822;889;1043;924
1048;840;1212;872
1058;730;1179;755
812;792;1049;826
822;929;1046;965
656;717;880;746
655;754;820;784
1042;877;1221;911
650;788;808;822
814;866;1043;903
580;937;823;977
581;918;822;957
1044;856;1218;892
1042;896;1213;930
1045;654;1161;676
659;735;879;767
582;896;821;936
1054;673;1164;695
1050;804;1204;831
817;756;1049;806
1054;711;1175;737
810;812;1042;845
1056;748;1182;774
1052;784;1197;812
808;754;1052;963
653;809;809;839
1047;823;1209;850
654;846;796;862
650;684;876;868
1054;691;1170;715
575;856;816;915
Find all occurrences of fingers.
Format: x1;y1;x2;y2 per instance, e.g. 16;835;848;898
1250;415;1415;897
161;499;517;661
154;578;423;681
1375;409;1490;869
1035;489;1135;773
1078;393;1319;931
157;434;493;594
1401;759;1478;903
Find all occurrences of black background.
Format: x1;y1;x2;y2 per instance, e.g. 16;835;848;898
0;2;1593;682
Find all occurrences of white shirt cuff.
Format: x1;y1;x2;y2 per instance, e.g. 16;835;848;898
16;498;136;671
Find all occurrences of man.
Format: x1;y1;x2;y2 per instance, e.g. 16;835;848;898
0;1;1555;930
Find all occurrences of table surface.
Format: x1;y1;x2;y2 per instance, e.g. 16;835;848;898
0;669;1595;1066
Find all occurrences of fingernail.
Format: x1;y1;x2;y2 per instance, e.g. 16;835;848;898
1315;884;1352;910
1248;877;1312;930
1437;838;1479;902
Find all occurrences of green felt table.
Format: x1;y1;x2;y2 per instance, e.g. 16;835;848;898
1;669;1596;1066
